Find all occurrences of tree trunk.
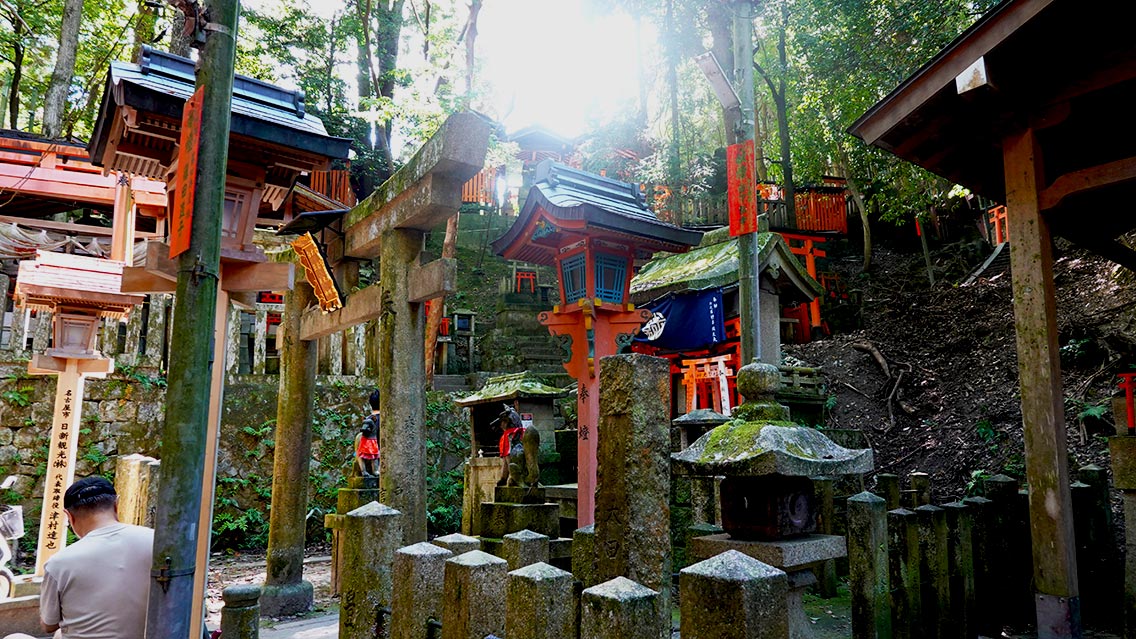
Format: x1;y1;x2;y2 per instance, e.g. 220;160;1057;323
132;0;157;62
42;0;85;139
707;2;739;145
374;0;405;179
464;0;481;99
9;19;23;130
834;148;872;272
424;214;459;383
775;3;795;222
170;8;193;57
666;0;682;226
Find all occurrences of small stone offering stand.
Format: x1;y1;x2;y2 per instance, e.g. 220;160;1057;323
674;359;872;639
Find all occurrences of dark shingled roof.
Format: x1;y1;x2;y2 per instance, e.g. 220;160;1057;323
492;161;702;264
89;46;350;166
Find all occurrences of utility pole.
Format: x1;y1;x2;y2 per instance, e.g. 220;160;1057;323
145;0;238;636
733;0;763;364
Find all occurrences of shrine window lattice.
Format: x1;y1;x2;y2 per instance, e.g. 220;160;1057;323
561;253;587;303
593;253;627;304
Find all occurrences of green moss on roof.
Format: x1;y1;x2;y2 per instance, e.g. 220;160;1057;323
455;372;566;406
630;232;821;301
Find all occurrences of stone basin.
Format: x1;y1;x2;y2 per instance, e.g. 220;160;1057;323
671;420;873;478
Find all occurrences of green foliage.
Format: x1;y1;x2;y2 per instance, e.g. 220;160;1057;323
424;391;469;535
115;363;167;389
81;445;109;469
211;475;271;550
0;386;32;407
975;419;998;445
965;469;990;496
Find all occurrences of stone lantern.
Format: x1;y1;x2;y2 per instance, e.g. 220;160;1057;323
674;359;872;638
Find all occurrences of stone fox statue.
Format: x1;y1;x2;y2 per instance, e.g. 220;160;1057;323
496;404;540;488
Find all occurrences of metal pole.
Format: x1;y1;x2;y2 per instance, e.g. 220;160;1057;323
145;0;238;635
734;0;762;364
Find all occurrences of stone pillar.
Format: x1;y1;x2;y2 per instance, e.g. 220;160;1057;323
942;502;975;639
887;508;921;639
909;472;931;507
961;496;994;638
580;577;663;639
433;532;481;555
1108;436;1136;639
814;476;839;598
848;492;891;639
506;562;577;639
572;525;597;588
877;474;902;510
441;550;508;639
983;474;1031;628
262;283;318;617
1072;464;1118;629
916;504;949;639
379;227;429;544
502;529;550;570
391;541;452;639
680;549;789;639
339;502;402;639
594;354;672;629
220;584;261;639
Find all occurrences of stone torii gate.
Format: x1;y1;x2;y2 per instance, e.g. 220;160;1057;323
296;112;492;544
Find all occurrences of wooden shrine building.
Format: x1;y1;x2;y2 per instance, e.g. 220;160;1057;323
849;0;1136;634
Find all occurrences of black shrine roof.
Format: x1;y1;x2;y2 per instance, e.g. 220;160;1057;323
89;46;350;166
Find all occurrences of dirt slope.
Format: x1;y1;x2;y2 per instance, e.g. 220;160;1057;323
785;240;1136;501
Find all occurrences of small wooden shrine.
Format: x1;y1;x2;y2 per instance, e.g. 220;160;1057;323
492;160;701;526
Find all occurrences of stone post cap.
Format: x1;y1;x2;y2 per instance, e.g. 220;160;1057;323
396;541;454;559
681;549;787;582
346;501;402;518
736;360;781;400
984;473;1017;485
504;529;549;542
941;501;967;510
913;504;944;514
582;576;658;602
848;491;886;505
434;532;480;545
222;584;262;606
509;561;572;581
960;496;992;506
447;549;507;568
887;507;917;517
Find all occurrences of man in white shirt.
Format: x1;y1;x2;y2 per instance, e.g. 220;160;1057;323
3;476;153;639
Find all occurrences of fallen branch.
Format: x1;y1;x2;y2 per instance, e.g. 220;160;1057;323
868;442;931;476
840;381;872;399
852;340;891;378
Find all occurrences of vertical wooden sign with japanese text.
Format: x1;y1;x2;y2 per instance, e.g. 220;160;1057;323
170;86;205;259
727;139;758;236
35;363;84;574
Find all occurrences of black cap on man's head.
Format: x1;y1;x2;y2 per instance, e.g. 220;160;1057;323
64;476;116;511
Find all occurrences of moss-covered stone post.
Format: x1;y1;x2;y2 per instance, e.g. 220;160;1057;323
680;550;789;639
961;495;993;637
916;504;949;639
391;541;452;639
1071;464;1118;628
262;282;317;616
580;577;663;639
220;584;261;639
502;529;550;570
877;474;902;511
1108;436;1136;639
815;475;839;598
909;472;931;508
888;508;921;639
441;550;508;639
942;502;975;639
572;525;597;588
594;354;671;637
848;491;891;639
983;473;1032;628
340;502;402;639
506;562;577;639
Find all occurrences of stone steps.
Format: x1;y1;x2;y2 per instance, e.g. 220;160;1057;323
433;375;471;392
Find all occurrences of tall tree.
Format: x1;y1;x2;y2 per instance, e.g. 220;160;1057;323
42;0;83;138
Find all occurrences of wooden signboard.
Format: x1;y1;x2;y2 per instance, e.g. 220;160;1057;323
170;86;205;259
727;139;757;236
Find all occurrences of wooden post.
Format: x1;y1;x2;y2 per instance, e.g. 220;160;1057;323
1003;127;1081;637
145;0;238;632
